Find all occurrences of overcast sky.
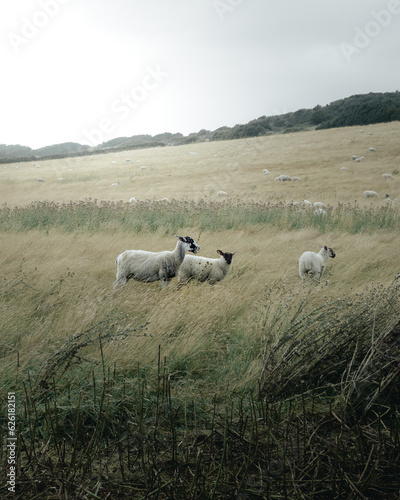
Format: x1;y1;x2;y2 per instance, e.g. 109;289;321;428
1;0;399;149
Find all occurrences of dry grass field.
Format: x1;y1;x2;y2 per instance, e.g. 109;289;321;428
1;121;399;206
1;122;399;379
1;123;400;498
1;121;399;386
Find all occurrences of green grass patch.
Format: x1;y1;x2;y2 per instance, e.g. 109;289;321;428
1;198;398;234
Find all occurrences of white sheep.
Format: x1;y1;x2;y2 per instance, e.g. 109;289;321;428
178;250;235;285
263;169;270;175
113;235;200;290
314;208;327;216
385;194;398;204
369;147;376;152
217;191;228;196
355;156;365;162
313;202;326;208
363;190;379;198
275;174;292;181
299;246;336;282
129;197;138;203
381;174;394;180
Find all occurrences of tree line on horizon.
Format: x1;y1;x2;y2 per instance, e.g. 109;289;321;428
1;91;399;163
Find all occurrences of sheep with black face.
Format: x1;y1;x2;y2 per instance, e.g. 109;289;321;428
113;235;200;290
178;250;235;285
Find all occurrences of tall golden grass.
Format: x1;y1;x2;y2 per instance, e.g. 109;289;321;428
1;123;400;498
1;122;399;385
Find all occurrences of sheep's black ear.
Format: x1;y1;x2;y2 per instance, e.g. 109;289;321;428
217;250;223;256
175;235;183;241
324;246;328;250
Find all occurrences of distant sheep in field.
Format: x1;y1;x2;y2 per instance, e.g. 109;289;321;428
301;200;312;207
178;250;235;285
275;174;292;181
299;246;336;282
36;178;45;182
263;169;270;175
369;147;376;152
381;174;394;180
314;208;327;216
385;194;398;204
355;156;365;162
341;166;349;171
129;197;137;203
113;235;200;290
351;155;359;160
363;190;379;198
313;202;326;208
217;191;228;196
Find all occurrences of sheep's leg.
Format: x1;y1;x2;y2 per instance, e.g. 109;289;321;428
113;276;127;289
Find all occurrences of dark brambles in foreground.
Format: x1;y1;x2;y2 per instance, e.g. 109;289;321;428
0;197;399;233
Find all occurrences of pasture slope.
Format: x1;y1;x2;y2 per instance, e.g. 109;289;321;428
1;122;400;499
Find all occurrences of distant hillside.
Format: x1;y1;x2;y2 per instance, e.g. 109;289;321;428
1;91;399;163
33;142;90;157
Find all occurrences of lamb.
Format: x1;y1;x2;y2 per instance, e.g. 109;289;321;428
299;246;336;282
113;235;200;290
178;250;235;285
